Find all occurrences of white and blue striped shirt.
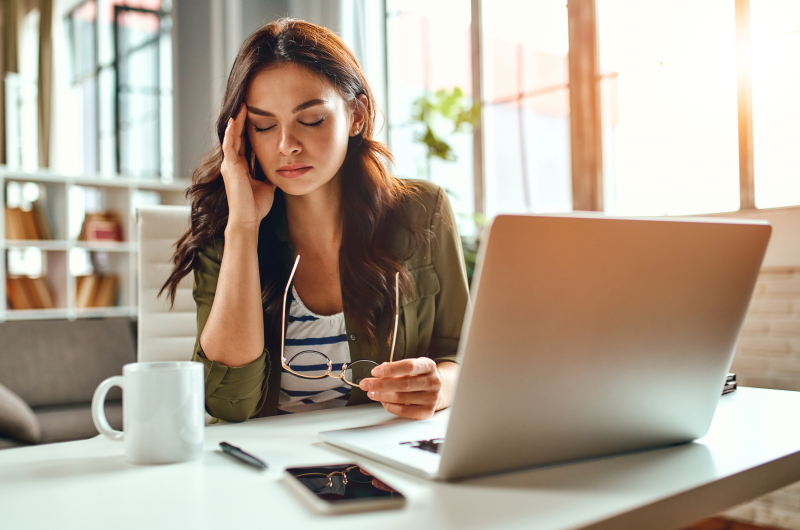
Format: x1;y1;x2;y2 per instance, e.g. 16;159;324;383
277;286;351;414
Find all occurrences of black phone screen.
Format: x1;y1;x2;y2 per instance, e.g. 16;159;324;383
286;464;405;503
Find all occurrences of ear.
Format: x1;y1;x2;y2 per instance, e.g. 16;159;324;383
350;94;369;137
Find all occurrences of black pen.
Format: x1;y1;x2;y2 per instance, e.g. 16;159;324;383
219;442;269;470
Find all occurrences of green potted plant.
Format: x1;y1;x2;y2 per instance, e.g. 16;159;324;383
410;87;483;283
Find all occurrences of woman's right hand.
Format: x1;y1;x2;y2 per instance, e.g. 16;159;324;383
221;103;276;231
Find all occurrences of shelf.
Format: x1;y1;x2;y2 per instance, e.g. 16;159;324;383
0;166;188;192
73;306;138;318
2;240;136;252
3;240;69;250
2;306;137;321
74;241;136;252
2;308;69;320
2;168;189;322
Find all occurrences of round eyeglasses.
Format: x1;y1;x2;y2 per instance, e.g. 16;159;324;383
280;255;400;388
292;464;373;493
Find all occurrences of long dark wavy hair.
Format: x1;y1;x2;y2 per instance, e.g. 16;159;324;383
160;18;429;348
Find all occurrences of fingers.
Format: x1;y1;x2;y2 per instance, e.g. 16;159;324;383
221;104;248;177
221;118;236;161
361;373;441;394
235;103;247;158
381;402;436;420
360;359;443;420
367;390;438;406
371;358;436;378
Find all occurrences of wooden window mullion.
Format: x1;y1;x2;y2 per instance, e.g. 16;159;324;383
567;0;604;212
736;0;755;210
470;0;485;216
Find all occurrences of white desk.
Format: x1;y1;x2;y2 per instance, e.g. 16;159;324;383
2;387;800;530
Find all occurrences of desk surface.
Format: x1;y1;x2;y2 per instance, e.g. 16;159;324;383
2;387;800;530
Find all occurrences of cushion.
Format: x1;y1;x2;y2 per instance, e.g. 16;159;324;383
0;383;42;444
36;402;123;444
0;318;136;407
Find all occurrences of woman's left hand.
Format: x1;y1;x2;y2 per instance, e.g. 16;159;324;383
359;359;444;420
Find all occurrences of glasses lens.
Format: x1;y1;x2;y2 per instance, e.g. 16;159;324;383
342;359;380;386
346;466;373;484
285;350;330;379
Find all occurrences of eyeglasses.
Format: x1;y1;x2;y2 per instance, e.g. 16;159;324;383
280;255;400;387
292;465;373;493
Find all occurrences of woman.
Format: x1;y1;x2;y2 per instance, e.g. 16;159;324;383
161;18;469;422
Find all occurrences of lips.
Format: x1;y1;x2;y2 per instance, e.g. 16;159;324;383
276;164;312;179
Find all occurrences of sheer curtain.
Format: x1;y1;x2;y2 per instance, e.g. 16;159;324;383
38;0;52;168
1;0;21;165
0;0;53;168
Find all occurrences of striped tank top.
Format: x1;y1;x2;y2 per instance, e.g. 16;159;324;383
277;286;351;414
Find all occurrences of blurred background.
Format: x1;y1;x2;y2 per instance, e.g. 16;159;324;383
3;0;796;227
1;1;800;526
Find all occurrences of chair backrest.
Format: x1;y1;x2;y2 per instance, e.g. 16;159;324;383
137;206;196;362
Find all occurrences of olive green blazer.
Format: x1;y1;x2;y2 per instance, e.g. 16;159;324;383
191;180;470;422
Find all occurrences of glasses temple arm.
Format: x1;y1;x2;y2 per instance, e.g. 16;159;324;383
282;255;301;363
390;272;399;363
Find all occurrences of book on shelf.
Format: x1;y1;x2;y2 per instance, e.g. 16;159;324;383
31;203;52;240
6;277;56;310
79;212;123;242
93;276;118;307
76;274;119;308
4;203;52;240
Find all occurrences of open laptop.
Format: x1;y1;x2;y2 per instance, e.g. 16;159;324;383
320;214;771;481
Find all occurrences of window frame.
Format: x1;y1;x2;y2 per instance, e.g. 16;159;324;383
112;4;168;177
465;0;794;215
64;0;170;178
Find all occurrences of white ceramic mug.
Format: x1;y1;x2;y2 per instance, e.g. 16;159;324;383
92;361;204;465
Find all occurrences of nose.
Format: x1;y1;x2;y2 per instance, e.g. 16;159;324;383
278;126;302;156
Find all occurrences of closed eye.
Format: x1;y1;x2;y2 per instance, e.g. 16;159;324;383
253;118;323;132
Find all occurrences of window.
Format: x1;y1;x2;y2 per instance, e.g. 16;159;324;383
5;8;41;170
391;0;797;218
751;0;800;208
597;0;740;215
65;0;173;179
480;0;571;217
385;0;475;233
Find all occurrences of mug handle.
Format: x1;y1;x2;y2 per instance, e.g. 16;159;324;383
92;375;124;441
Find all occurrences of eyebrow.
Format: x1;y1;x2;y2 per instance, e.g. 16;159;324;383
247;99;327;117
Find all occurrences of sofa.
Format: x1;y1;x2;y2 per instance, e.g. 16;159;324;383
0;318;135;449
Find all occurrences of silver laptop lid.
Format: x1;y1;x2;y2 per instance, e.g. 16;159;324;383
439;214;770;481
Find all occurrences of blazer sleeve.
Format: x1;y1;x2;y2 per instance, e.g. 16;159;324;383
429;188;471;364
192;238;267;422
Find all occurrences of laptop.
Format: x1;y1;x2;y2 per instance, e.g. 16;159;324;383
320;214;771;481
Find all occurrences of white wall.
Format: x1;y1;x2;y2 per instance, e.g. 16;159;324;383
710;207;800;269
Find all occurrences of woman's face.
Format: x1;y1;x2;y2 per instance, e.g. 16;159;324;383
244;64;364;197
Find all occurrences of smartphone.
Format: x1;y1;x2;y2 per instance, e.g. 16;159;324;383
283;463;406;514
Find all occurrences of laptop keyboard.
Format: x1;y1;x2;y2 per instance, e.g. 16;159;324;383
400;437;444;454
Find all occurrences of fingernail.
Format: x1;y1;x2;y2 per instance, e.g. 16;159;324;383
368;391;375;399
361;379;372;390
372;366;383;377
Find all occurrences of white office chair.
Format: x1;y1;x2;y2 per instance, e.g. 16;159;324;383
137;206;196;362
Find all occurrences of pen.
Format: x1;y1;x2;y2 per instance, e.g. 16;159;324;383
219;441;269;470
